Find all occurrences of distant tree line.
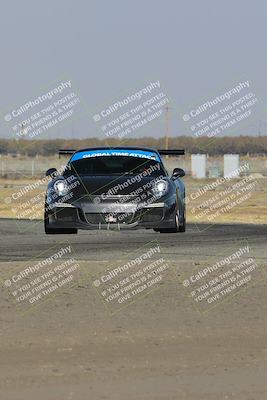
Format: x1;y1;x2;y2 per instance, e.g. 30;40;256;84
0;136;266;156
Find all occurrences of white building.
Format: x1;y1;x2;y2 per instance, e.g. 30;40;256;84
224;154;240;178
191;154;206;178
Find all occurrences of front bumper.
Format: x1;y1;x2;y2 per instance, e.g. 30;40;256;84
45;197;177;230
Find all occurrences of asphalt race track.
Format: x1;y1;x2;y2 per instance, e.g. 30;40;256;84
0;219;267;400
0;218;266;262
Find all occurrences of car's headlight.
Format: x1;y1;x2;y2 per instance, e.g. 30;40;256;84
53;180;69;196
152;179;168;198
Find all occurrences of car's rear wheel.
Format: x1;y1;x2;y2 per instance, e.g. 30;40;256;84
44;212;78;234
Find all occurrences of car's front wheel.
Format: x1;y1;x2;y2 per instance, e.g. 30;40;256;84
44;212;78;234
154;207;186;234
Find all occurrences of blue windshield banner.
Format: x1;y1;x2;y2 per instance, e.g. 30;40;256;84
71;149;160;162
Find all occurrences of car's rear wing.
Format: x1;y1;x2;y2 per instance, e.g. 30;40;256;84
58;148;185;158
58;149;76;158
158;149;185;156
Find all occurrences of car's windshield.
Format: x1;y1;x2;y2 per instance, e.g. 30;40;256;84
69;155;165;176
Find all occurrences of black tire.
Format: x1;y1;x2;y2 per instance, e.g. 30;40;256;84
178;202;186;232
178;213;186;232
44;212;77;234
154;213;179;233
154;204;186;234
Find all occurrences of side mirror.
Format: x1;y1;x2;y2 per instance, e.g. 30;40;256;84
45;168;58;178
172;168;185;179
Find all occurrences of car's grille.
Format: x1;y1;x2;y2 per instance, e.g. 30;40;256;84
85;212;139;225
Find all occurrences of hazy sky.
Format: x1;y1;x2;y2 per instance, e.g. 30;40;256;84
0;0;266;140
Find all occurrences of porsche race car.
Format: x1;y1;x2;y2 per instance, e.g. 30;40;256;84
44;147;186;234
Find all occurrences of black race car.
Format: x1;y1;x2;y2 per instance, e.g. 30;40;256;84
44;147;186;234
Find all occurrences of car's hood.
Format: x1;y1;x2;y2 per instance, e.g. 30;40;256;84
73;174;158;197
